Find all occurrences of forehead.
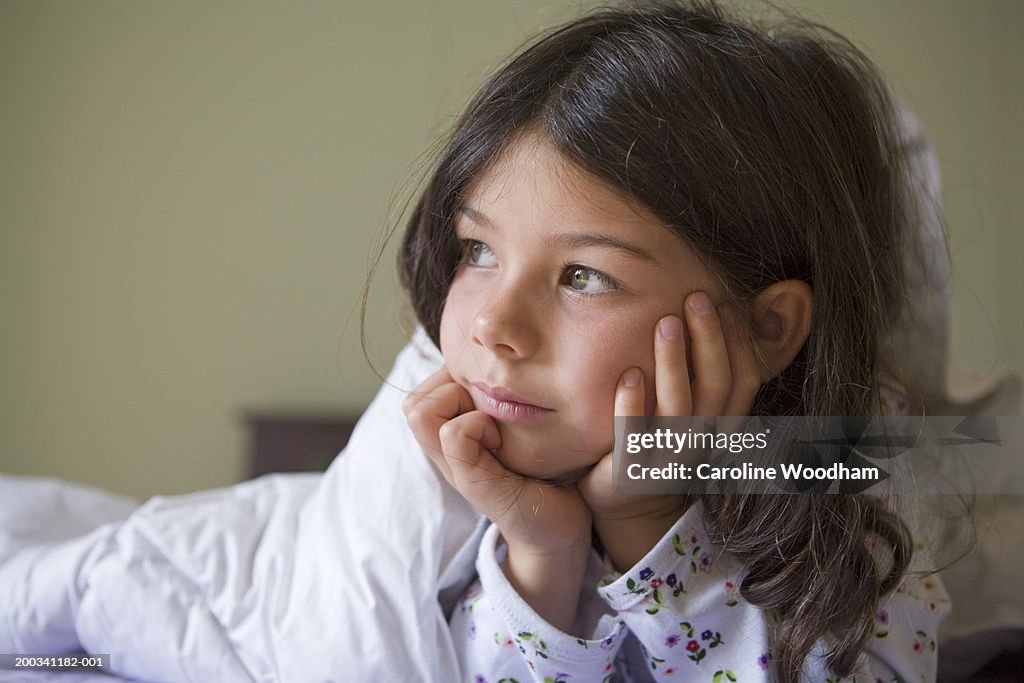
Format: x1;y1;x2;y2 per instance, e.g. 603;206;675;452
463;134;665;236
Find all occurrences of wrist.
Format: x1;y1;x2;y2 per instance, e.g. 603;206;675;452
503;518;592;557
591;495;687;532
592;502;687;572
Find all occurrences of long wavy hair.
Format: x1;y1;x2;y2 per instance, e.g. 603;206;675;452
397;2;915;678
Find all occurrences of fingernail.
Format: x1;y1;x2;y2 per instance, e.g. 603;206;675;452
623;367;641;388
658;315;682;340
688;292;712;316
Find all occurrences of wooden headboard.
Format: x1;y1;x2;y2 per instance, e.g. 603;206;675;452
243;413;360;478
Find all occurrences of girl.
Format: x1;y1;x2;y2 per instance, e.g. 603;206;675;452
0;2;952;681
400;1;948;681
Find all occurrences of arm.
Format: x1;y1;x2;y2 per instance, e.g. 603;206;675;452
591;509;947;683
598;505;774;682
450;524;627;683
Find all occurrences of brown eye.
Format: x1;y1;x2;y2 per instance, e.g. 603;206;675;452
563;265;618;294
462;240;496;267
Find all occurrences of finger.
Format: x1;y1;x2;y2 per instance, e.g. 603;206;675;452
653;315;692;416
402;366;455;417
577;449;617;506
438;412;506;491
406;382;475;480
614;368;648;484
615;367;646;417
720;303;763;417
685;291;731;416
407;381;475;439
438;412;511;522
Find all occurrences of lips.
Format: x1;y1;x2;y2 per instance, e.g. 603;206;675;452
470;382;553;424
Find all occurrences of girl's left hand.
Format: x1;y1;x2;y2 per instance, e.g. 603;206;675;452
578;291;762;572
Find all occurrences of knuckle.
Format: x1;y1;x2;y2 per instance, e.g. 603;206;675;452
691;311;723;339
438;418;464;444
405;406;427;432
401;393;416;416
656;337;686;363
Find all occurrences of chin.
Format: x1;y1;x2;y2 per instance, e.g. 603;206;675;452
495;452;592;486
490;426;602;485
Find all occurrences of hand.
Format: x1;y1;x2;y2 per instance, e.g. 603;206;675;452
403;368;592;631
578;291;762;571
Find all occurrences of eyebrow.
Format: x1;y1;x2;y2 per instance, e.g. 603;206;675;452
459;205;659;264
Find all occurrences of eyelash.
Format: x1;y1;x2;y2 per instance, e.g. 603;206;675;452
560;263;619;298
458;239;620;298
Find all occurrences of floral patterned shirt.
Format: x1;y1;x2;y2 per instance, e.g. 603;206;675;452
451;502;949;683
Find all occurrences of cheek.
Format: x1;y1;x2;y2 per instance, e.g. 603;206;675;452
438;306;456;360
558;309;660;415
438;280;473;360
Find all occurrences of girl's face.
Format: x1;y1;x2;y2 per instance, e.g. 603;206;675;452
439;136;723;481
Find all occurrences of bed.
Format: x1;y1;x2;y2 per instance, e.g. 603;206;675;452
2;344;1022;682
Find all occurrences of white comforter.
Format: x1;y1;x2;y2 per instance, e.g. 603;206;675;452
1;331;486;682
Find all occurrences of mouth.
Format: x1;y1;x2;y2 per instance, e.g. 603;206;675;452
470;382;554;425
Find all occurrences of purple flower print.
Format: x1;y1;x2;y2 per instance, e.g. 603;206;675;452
757;653;769;670
701;629;713;641
876;609;889;625
474;676;487;683
699;553;712;571
666;573;677;587
639;567;654;581
666;634;681;648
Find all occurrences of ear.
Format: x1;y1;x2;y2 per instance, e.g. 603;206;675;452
750;280;813;382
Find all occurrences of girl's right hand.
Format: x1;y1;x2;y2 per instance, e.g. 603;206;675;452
403;368;592;632
402;367;591;552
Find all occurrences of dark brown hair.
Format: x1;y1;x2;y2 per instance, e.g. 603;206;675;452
398;1;915;679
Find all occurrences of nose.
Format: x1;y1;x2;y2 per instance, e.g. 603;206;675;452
470;288;541;360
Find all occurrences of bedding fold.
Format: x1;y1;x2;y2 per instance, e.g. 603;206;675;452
1;330;483;682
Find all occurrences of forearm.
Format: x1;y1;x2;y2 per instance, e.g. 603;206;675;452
503;534;591;634
451;524;628;681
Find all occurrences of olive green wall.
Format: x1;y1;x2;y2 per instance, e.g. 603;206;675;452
2;1;1020;499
